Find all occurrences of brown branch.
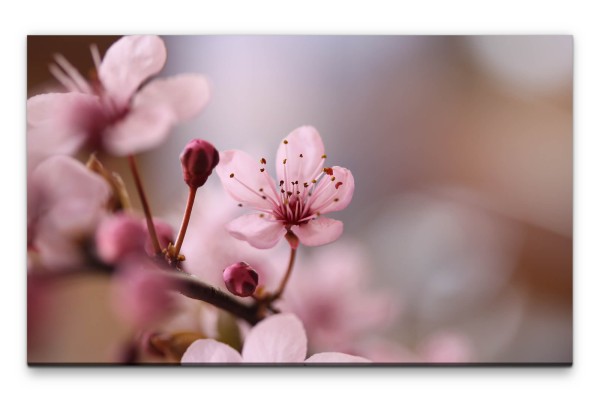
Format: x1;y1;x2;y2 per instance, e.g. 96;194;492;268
166;271;262;325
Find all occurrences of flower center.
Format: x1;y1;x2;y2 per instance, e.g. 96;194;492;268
230;154;344;228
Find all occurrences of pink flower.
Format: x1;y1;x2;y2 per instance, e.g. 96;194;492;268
112;258;178;329
28;155;110;269
181;313;370;364
281;241;397;352
216;126;354;249
27;35;210;158
95;213;147;264
95;214;175;264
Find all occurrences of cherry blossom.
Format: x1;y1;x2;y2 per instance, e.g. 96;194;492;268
181;313;370;364
111;258;178;329
281;241;397;352
27;35;210;158
95;213;147;264
28;155;110;270
216;126;354;249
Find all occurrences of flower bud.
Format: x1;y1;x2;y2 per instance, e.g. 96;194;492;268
180;139;219;189
95;214;146;264
223;262;259;297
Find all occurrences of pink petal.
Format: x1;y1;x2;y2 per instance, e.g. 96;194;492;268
291;217;343;247
30;156;110;234
29;156;110;269
242;314;307;363
134;74;210;121
305;352;371;363
276;126;325;185
102;104;175;156
216;150;278;210
181;339;243;363
27;93;104;157
226;214;286;249
32;230;87;270
99;35;166;109
112;262;176;328
309;166;355;215
420;332;472;363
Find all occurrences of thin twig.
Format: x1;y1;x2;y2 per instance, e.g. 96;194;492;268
128;154;161;255
271;246;297;301
165;271;262;325
172;187;197;259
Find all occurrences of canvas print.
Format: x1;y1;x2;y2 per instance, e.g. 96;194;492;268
27;35;572;365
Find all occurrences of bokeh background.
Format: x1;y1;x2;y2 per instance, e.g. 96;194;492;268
27;35;572;363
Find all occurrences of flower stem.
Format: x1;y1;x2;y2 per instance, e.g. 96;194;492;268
271;246;297;301
128;154;161;255
172;187;197;259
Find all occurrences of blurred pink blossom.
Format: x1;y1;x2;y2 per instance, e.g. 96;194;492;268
27;35;210;159
28;155;110;270
95;213;175;264
181;313;369;364
349;331;472;363
216;126;354;249
281;241;397;353
112;259;177;329
95;213;147;264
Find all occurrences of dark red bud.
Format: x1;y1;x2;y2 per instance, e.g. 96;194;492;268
180;139;219;189
223;262;259;297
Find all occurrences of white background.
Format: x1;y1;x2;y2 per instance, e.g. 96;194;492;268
2;0;596;399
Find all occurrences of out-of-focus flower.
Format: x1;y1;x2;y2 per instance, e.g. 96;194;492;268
181;313;369;364
223;262;259;297
95;213;147;264
349;331;472;363
180;139;219;189
27;35;210;158
112;259;177;329
216;126;354;249
281;241;397;353
28;155;111;270
95;213;175;264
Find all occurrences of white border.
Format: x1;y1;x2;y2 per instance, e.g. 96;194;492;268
3;1;597;400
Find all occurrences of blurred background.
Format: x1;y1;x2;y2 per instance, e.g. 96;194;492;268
27;35;572;363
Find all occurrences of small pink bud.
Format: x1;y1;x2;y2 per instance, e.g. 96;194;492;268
223;262;259;297
180;139;220;189
95;214;146;264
